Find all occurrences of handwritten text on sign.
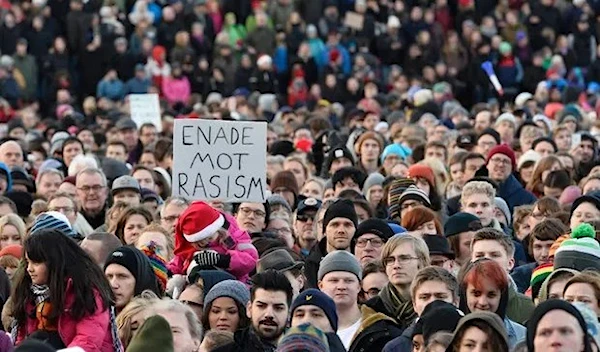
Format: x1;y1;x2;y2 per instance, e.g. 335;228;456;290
172;119;267;202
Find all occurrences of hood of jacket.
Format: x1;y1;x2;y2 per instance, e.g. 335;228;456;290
446;311;508;352
0;162;12;192
458;259;509;320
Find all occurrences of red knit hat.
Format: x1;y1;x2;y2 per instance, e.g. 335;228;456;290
0;244;22;259
176;201;224;243
486;144;516;170
407;164;435;187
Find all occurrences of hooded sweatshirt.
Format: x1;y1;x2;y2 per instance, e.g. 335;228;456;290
446;312;509;352
0;162;12;193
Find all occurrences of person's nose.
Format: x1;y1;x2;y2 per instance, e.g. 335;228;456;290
218;311;229;321
109;277;119;289
477;296;488;307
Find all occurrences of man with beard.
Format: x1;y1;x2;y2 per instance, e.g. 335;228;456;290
575;133;598;182
485;145;536;212
305;199;357;288
213;270;292;352
293;197;322;257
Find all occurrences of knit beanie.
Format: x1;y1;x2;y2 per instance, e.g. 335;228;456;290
0;244;22;259
517;150;541;170
30;211;77;238
554;223;600;272
362;172;385;195
388;178;415;220
318;250;362;281
573;302;600;350
559;185;582;205
494;197;511;224
527;300;592;352
291;289;338;331
413;301;464;343
323;146;355;174
407;165;435;187
267;194;292;214
398;185;431;208
271;170;299;197
277;323;330;352
529;263;553;300
571;193;600;218
486;144;516;170
353;218;394;242
5;191;32;219
380;143;411;163
444;212;482;237
140;242;168;292
495;112;516;127
322;199;357;232
127;315;174;352
204;279;250;308
105;246;161;296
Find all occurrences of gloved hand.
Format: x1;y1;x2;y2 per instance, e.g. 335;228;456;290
193;250;231;269
166;274;186;299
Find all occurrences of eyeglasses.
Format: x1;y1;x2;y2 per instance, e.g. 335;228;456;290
383;255;419;266
180;300;203;309
355;237;385;248
49;206;74;213
239;207;266;218
77;185;105;193
161;215;179;223
531;211;547;220
362;287;381;298
296;214;315;222
267;227;292;235
489;157;511;166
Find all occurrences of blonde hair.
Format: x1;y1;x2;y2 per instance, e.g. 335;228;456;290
117;291;160;348
461;181;495;206
381;235;430;269
148;298;203;341
0;214;27;244
136;223;174;261
202;330;234;351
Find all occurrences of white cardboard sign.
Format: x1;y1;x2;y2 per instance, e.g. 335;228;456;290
129;94;162;132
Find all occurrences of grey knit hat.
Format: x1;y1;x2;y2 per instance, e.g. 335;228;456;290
267;194;292;213
362;172;385;195
204;280;250;308
494;197;511;224
317;250;362;281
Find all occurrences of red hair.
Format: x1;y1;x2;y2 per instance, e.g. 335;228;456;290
400;206;443;236
463;260;508;292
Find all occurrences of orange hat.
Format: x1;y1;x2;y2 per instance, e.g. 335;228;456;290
407;164;435;187
549;234;571;258
0;245;22;259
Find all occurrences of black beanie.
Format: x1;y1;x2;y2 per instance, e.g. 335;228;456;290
104;246;162;296
322;199;358;232
413;300;464;343
526;300;592;352
351;218;394;252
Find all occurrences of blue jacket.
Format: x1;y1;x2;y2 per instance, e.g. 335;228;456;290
124;77;151;95
511;262;536;293
96;79;125;101
505;318;526;349
498;174;537;212
0;162;11;193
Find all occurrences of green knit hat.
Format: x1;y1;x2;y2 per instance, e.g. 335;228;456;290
127;315;174;352
554;223;600;272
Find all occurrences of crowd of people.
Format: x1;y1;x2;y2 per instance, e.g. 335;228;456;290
2;0;600;351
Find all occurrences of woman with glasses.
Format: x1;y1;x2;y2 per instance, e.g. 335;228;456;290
365;235;430;330
266;212;295;249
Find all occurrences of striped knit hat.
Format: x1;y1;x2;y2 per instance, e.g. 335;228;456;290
277;323;330;352
554;223;600;272
30;211;77;238
529;263;553;299
387;178;415;221
398;185;431;208
140;241;168;291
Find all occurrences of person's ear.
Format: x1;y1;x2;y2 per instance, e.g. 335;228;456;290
318;280;323;290
246;301;252;319
507;257;515;272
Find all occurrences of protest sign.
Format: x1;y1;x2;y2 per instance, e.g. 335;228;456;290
129;94;162;132
172;119;267;202
344;11;364;30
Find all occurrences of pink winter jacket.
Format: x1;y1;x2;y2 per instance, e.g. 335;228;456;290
161;76;190;105
16;280;116;352
168;212;258;283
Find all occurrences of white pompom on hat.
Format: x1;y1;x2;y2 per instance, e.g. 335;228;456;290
177;201;225;243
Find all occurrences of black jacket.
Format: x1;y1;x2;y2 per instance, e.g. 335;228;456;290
326;332;346;352
212;327;277;352
349;305;403;352
305;238;329;288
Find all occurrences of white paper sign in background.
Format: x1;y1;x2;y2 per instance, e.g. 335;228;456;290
129;94;162;132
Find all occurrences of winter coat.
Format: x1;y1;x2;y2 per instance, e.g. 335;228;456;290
510;262;536;293
349;305;403;352
167;212;258;283
124;77;151;95
304;237;329;288
12;54;37;100
506;280;535;325
246;27;276;56
96;79;125;101
382;323;413;352
497;174;537;212
212;327;276;352
15;279;115;352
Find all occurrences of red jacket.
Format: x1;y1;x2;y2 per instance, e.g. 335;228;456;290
16;279;116;352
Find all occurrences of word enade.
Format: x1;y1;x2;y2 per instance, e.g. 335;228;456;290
172;119;267;203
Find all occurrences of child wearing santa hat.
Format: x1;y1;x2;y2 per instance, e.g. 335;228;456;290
167;201;258;286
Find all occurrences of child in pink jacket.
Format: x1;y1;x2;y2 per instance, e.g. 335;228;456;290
167;201;258;284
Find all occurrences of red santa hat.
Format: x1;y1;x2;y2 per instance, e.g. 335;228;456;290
176;201;225;243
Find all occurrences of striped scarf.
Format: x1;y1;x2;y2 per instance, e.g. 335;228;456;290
110;306;124;352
